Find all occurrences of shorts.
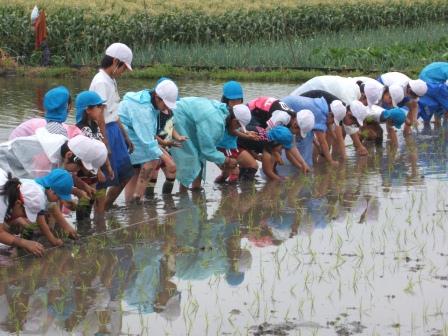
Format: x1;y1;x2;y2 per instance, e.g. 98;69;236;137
97;122;134;188
217;147;240;159
132;159;164;170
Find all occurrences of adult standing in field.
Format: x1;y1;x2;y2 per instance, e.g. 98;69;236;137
30;6;50;66
170;97;238;191
89;43;134;209
418;62;448;127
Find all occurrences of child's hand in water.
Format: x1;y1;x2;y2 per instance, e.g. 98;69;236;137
65;226;78;240
50;237;64;247
20;239;45;257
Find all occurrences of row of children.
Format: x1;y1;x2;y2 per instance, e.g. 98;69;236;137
0;40;446;256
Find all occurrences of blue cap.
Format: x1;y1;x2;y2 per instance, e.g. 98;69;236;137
223;81;243;100
35;168;73;201
225;271;244;286
75;91;105;123
267;126;293;150
383;107;406;129
44;86;70;123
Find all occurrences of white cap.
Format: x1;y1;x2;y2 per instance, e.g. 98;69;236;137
105;43;133;71
31;6;39;23
409;79;427;97
68;135;108;173
20;180;46;223
329;100;346;124
350;100;367;125
233;104;251;132
267;110;291;129
364;81;384;107
155;79;178;110
389;84;404;107
296;109;315;138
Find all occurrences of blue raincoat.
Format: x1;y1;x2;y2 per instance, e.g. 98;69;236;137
118;89;162;165
123;244;162;314
419;62;448;84
171;97;228;187
418;62;448;121
217;129;237;150
282;95;329;167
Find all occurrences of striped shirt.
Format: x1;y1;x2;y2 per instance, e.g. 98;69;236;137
46;121;68;137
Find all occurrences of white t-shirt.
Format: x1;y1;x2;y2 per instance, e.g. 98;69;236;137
89;69;120;124
380;72;411;89
291;75;361;105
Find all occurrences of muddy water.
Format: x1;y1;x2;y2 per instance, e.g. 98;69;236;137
0;77;448;335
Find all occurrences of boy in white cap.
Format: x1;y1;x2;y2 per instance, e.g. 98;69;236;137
216;104;260;182
90;42;134;209
118;79;183;203
362;105;407;147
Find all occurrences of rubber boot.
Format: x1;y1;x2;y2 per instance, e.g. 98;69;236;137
162;178;175;194
145;179;157;198
240;167;257;181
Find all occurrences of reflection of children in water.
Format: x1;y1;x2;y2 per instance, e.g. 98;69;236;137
173;193;253;287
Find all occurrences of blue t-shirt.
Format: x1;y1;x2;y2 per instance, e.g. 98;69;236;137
282;96;329;132
420;62;448;84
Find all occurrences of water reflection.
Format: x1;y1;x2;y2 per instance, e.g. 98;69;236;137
1;78;448;334
0;153;399;333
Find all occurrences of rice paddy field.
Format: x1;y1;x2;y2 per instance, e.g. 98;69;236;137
0;77;448;335
1;0;448;334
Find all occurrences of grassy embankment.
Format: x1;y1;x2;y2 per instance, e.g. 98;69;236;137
1;0;447;81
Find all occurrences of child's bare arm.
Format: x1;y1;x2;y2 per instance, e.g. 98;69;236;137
261;151;282;181
48;204;78;239
36;214;63;247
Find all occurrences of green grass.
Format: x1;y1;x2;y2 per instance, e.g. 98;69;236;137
70;22;448;73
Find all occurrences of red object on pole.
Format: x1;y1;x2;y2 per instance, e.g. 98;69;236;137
33;10;47;50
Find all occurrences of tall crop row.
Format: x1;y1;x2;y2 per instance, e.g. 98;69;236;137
1;1;448;65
